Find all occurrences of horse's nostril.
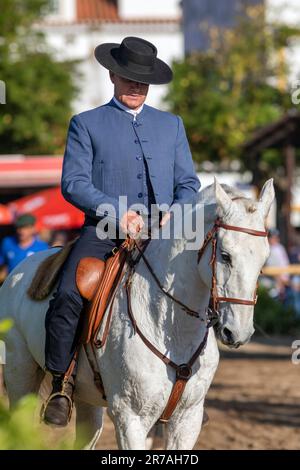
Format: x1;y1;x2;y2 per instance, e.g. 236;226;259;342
223;327;233;343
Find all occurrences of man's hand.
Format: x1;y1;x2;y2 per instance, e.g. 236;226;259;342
160;212;171;227
120;210;144;239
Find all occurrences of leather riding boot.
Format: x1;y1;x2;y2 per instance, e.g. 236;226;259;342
42;373;75;427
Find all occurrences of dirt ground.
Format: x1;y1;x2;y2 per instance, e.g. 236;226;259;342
96;336;300;450
1;336;300;450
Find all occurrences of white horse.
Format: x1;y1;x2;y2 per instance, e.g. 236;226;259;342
0;180;274;450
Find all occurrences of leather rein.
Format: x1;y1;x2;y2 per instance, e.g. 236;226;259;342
123;217;268;423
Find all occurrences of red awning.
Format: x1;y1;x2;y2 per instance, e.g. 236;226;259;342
8;187;85;230
0;204;13;225
0;155;63;187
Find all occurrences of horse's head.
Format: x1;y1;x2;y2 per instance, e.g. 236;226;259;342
198;179;274;348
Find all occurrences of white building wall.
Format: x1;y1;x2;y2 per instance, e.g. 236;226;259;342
119;0;181;19
45;0;76;22
266;0;300;84
59;0;76;22
266;0;300;26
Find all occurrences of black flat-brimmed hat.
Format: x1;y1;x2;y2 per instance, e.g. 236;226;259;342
94;36;173;85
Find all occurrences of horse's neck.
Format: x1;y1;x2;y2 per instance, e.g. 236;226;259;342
133;210;215;350
145;238;206;315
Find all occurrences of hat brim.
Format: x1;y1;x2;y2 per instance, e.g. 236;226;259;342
94;43;173;85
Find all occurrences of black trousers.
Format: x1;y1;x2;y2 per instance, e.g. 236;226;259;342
45;223;123;374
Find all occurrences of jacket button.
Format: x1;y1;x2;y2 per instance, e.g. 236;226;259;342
138;193;143;198
136;156;142;160
137;173;142;179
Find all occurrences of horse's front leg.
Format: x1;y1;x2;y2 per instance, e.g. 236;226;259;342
165;401;205;450
109;404;154;450
75;399;104;450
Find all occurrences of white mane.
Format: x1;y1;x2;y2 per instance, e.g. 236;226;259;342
197;183;249;205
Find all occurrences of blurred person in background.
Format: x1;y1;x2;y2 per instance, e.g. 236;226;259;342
39;227;53;245
0;213;49;275
263;228;290;301
288;240;300;316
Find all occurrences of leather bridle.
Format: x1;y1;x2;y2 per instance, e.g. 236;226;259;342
66;214;269;426
123;217;268;423
198;218;268;318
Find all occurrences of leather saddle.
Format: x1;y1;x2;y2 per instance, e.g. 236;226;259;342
76;238;135;345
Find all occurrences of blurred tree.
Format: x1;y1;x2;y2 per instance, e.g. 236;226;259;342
166;4;300;165
0;394;81;449
0;0;78;154
0;318;85;449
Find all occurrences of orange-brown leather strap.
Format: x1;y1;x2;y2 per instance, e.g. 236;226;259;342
126;274;210;423
125;277;179;370
159;379;188;423
215;219;268;237
198;218;267;314
63;349;78;383
94;260;128;349
216;296;257;305
159;329;209;423
197;224;218;263
125;252;210;423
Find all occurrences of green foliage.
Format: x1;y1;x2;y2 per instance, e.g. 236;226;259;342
0;0;79;154
254;286;300;335
0;317;86;449
0;318;13;338
165;4;298;164
0;394;78;449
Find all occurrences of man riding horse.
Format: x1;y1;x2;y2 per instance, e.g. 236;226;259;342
43;36;200;426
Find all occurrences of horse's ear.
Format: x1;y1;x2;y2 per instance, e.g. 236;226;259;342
214;177;232;216
258;179;275;220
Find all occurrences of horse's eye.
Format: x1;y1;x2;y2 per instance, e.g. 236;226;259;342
221;252;231;264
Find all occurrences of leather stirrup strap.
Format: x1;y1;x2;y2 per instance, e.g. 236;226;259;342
64;349;78;382
94;260;128;349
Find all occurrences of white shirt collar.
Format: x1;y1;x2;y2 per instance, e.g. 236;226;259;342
112;96;144;117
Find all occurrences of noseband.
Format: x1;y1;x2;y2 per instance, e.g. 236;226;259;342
197;218;268;317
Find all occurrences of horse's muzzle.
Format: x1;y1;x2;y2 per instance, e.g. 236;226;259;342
216;325;253;348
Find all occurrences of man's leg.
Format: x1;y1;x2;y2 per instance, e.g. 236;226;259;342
43;225;120;426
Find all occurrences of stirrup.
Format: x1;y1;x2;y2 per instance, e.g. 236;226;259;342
40;391;74;424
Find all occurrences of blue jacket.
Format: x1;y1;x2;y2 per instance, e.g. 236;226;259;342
61;99;200;224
